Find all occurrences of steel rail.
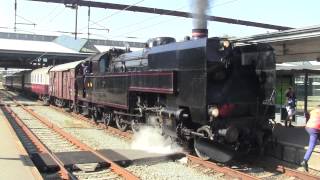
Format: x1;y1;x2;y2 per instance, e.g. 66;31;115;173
254;157;320;180
53;104;320;180
49;105;265;180
187;155;260;180
10;99;139;180
6;89;320;180
1;105;72;180
49;105;132;139
275;164;320;180
28;93;320;180
0;105;43;180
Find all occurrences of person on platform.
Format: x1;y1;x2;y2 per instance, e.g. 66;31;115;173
301;105;320;172
285;87;296;127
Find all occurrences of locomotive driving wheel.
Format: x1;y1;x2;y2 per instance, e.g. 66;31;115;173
102;111;113;127
74;105;80;114
91;106;101;122
194;125;212;160
115;114;128;131
131;118;140;133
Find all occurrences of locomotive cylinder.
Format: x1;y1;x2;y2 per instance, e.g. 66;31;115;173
218;126;239;143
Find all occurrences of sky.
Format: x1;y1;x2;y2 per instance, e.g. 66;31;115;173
0;0;319;42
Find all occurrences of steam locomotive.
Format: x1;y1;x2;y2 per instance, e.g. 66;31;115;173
4;35;275;163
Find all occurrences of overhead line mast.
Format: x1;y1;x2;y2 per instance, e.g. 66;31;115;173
14;0;17;32
29;0;293;31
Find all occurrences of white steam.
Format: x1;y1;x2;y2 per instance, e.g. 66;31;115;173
130;126;183;154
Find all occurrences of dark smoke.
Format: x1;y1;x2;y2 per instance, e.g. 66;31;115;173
191;0;211;29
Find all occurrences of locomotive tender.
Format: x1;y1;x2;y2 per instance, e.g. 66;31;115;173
4;36;275;163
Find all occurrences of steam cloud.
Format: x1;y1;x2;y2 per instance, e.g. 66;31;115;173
130;126;183;154
192;0;211;29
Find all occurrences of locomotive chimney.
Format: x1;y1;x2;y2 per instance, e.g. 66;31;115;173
191;0;210;39
192;29;208;39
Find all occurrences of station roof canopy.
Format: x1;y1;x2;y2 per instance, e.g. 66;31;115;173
0;38;80;54
0;32;144;69
276;61;320;75
50;60;83;72
235;25;320;63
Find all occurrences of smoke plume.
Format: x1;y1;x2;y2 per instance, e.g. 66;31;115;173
192;0;211;29
130;126;183;154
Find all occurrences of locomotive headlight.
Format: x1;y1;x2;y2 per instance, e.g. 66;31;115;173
222;40;230;48
208;106;219;118
219;40;230;51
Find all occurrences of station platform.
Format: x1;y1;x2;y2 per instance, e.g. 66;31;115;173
0;108;42;180
269;124;320;171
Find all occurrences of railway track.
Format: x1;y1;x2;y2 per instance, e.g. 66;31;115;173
0;90;251;179
0;90;138;180
46;98;320;180
2;89;320;180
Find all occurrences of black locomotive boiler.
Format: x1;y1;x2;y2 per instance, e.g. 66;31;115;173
75;36;275;162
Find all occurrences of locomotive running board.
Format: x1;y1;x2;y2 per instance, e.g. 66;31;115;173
194;139;234;163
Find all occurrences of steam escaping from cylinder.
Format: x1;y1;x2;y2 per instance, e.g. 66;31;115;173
130;126;183;154
191;0;211;38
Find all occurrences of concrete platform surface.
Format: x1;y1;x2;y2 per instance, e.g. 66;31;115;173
273;125;320;152
98;149;185;167
271;125;320;171
0;109;42;180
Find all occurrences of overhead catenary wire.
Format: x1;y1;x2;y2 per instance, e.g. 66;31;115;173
0;25;115;40
38;3;61;23
17;14;36;25
79;0;146;31
47;7;66;23
11;0;239;40
111;4;187;33
16;15;36;29
109;0;240;39
84;0;240;35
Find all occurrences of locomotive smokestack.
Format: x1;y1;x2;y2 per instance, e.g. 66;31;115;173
191;0;210;38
